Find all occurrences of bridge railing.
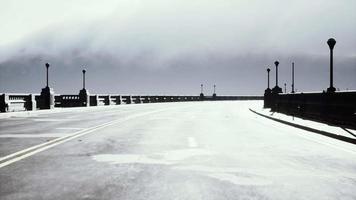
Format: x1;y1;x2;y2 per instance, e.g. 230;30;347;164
0;93;36;112
55;95;82;107
1;92;263;113
264;91;356;128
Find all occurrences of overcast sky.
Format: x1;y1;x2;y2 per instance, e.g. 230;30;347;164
0;0;355;95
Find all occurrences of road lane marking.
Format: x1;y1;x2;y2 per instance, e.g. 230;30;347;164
188;137;198;148
32;119;72;122
0;108;175;169
56;127;85;130
0;134;72;138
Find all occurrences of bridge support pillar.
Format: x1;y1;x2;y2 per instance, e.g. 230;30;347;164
39;87;55;109
0;94;9;112
26;94;37;111
79;89;90;107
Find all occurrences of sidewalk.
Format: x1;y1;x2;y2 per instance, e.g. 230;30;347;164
249;107;356;145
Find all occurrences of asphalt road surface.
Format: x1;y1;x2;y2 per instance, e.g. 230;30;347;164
0;101;355;200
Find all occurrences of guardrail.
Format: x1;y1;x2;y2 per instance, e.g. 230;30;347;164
264;91;356;129
0;93;36;112
0;93;263;113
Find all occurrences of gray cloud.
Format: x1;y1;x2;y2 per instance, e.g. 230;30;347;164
0;0;355;95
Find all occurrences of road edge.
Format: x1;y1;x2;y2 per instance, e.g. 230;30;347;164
249;108;356;145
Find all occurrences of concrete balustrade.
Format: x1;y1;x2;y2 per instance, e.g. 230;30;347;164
1;92;263;113
121;96;132;104
55;95;82;107
132;96;141;104
109;95;121;105
140;96;150;103
263;91;356;129
0;93;36;112
97;95;108;106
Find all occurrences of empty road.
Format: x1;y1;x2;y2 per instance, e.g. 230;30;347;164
0;101;355;200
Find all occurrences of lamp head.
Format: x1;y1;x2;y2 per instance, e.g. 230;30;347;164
274;61;279;67
327;38;336;50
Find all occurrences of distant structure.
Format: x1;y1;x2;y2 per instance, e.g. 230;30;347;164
272;61;282;94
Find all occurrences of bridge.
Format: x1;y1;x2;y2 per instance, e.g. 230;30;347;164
1;101;356;199
0;38;356;199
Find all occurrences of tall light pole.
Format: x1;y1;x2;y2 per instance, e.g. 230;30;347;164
291;62;295;93
272;61;282;93
327;38;336;93
267;68;271;89
200;84;204;94
275;61;279;87
82;69;86;89
284;83;287;93
213;84;216;94
45;63;50;88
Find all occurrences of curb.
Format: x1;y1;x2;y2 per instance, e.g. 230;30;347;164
249;108;356;145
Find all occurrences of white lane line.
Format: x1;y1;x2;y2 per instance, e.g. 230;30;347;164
32;119;71;122
188;137;198;148
0;108;172;169
56;127;85;130
0;134;72;138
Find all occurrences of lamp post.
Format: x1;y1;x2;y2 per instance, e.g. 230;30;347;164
79;69;89;107
40;62;54;109
267;68;271;89
272;61;282;93
275;61;279;87
199;84;204;100
213;84;217;98
291;62;295;93
327;38;336;93
82;69;86;89
284;83;287;93
45;63;50;88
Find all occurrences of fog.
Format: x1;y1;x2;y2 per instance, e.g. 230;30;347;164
0;0;355;95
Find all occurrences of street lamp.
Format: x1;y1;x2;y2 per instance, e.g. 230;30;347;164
82;69;86;89
45;63;50;88
275;61;279;87
272;61;282;93
267;68;271;89
291;62;295;93
327;38;336;93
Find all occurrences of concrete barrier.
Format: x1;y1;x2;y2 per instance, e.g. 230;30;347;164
0;91;264;113
121;96;132;104
132;96;141;104
55;95;82;107
110;95;121;105
264;91;356;129
140;96;150;103
0;93;36;112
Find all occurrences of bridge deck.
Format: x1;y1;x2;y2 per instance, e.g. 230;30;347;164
0;101;355;199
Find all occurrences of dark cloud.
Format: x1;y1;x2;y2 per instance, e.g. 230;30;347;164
0;0;355;95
